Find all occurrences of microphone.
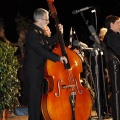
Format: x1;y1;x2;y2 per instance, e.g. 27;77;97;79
68;27;73;48
88;25;100;44
70;27;72;43
72;6;92;14
73;40;88;48
72;27;79;40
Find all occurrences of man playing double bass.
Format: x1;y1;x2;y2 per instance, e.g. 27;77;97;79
23;8;67;120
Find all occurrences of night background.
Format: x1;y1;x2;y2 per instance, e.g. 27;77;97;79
0;0;120;46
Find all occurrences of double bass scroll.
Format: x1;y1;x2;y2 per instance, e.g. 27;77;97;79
46;0;70;69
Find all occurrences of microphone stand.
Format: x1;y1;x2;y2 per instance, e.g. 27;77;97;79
91;47;102;120
79;11;102;119
99;50;110;118
79;11;89;26
112;56;120;120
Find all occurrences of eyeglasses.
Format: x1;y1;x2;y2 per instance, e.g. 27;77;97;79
41;18;49;21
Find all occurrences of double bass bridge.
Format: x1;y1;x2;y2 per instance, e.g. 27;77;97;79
54;79;83;97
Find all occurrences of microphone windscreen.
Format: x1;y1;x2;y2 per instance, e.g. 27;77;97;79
72;10;77;15
73;40;79;46
88;25;100;44
88;25;96;34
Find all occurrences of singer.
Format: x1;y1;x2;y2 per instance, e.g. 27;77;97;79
103;15;120;120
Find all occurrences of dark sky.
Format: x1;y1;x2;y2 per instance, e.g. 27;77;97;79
1;0;120;46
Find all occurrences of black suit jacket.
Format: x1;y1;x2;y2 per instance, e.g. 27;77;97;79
23;23;60;71
23;23;62;91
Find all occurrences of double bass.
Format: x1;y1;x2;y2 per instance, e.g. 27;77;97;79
41;0;93;120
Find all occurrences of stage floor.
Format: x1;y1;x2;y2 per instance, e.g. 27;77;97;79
8;111;113;120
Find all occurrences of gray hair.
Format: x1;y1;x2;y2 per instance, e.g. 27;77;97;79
33;8;49;22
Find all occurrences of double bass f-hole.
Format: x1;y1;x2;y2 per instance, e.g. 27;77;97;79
54;79;62;97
